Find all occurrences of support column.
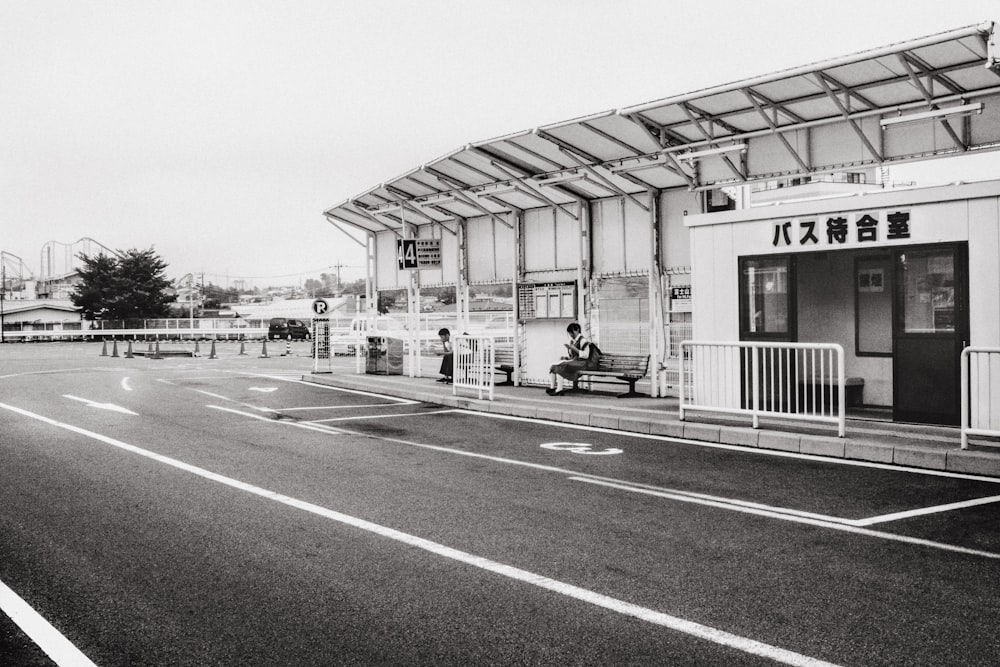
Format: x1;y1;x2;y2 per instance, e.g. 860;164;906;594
457;218;470;333
366;233;376;321
648;190;665;398
577;200;592;335
405;223;421;378
512;209;524;386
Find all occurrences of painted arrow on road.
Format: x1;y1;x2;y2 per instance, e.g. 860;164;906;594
63;395;138;415
248;387;278;393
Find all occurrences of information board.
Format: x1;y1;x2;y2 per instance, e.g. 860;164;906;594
396;239;442;269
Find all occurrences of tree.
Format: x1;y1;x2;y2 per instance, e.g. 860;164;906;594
71;248;176;320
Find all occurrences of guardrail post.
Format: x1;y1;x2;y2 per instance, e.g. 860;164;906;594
836;345;846;438
961;347;970;449
678;342;687;422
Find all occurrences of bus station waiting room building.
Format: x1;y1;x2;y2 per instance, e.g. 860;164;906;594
687;179;1000;426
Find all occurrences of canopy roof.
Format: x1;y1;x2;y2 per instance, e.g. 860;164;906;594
326;21;1000;235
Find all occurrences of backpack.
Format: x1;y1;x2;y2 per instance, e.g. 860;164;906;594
585;342;603;370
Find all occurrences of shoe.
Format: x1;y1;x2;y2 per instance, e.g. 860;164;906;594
436;377;449;383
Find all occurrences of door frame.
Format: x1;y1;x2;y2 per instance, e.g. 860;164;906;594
891;242;969;425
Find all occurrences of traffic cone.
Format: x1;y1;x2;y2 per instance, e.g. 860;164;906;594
100;340;108;356
152;341;162;360
194;340;201;356
209;341;218;359
147;341;154;355
260;340;269;358
284;339;291;356
238;342;247;356
125;341;134;358
111;341;120;358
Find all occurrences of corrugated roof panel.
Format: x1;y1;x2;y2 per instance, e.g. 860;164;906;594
500;134;576;171
687;89;751;117
586;114;662;154
325;22;1000;231
542;124;633;162
862;80;929;108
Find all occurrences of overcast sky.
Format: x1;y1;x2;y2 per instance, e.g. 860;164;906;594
2;1;998;288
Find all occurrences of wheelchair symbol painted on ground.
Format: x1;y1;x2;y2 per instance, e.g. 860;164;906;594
539;442;622;455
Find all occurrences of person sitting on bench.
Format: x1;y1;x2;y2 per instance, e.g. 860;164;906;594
546;323;592;396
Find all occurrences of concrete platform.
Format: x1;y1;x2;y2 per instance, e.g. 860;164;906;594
304;368;1000;479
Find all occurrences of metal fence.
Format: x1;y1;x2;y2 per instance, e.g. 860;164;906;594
679;341;847;437
452;335;498;401
961;347;1000;449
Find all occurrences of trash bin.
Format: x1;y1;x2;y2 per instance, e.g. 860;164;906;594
366;336;404;375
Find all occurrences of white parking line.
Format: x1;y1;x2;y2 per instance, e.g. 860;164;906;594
569;477;1000;560
207;404;1000;560
307;409;456;423
0;577;97;667
458;410;1000;484
237;373;417;404
0;401;840;667
853;494;1000;526
280;403;410;411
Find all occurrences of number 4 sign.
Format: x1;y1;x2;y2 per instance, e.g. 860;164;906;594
397;239;418;269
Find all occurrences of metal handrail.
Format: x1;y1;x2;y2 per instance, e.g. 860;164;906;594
680;340;846;437
961;347;1000;449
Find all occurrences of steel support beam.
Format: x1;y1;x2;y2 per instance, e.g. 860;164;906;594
813;73;884;163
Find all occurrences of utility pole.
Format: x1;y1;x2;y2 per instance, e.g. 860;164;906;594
332;259;344;291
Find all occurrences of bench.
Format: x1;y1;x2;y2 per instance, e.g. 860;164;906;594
799;376;865;408
494;345;515;386
567;353;651;398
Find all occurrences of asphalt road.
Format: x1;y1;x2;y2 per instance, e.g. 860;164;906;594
2;343;999;665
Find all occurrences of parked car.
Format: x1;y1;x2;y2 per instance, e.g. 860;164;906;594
268;317;311;340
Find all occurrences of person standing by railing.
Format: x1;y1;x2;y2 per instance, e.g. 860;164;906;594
436;328;453;384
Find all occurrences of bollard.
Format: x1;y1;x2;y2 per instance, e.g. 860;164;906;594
260;340;269;358
238;342;247;356
284;339;291;356
125;341;134;359
111;341;120;358
100;340;108;357
209;341;218;359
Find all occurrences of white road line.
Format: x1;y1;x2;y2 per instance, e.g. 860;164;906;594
0;401;839;667
279;403;406;411
189;389;276;413
0;577;97;667
455;410;1000;485
854;494;1000;526
207;404;1000;560
239;373;418;404
307;409;455;423
570;477;1000;560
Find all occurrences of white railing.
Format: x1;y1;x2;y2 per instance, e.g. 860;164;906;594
680;341;846;437
961;347;1000;449
312;320;365;373
452;335;496;401
2;325;267;341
